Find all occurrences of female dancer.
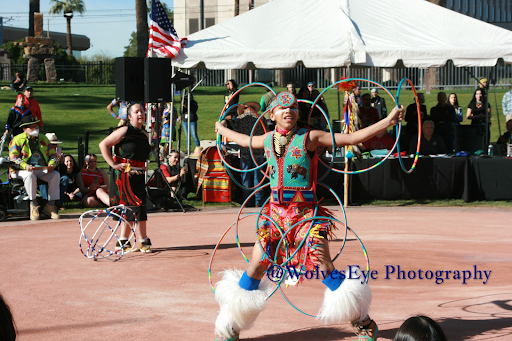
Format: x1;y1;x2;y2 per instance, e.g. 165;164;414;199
99;103;152;253
213;92;403;341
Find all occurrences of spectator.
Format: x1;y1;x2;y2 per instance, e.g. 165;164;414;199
353;85;362;106
160;102;177;150
0;293;16;341
23;86;44;133
224;79;240;118
234;102;266;207
39;132;64;202
106;99;130;126
404;92;428;147
363;129;395;151
478;77;488;101
297;86;313;127
57;154;82;208
448;92;463;125
501;83;512;122
77;154;110;207
9;115;60;220
359;93;380;128
430;92;456;153
467;88;491;144
286;82;296;96
393;316;447;341
179;93;200;149
259;83;276;112
160;150;187;197
496;119;512;155
4;94;32;138
408;120;447;155
370;88;387;120
10;71;27;92
306;81;329;130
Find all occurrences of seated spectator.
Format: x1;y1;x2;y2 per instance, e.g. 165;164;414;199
286;82;296;96
9;115;60;220
404;92;428;147
58;154;82;209
10;71;27;92
393;316;447;341
4;94;32;138
160;150;187;197
363;129;395;151
77;154;110;207
353;85;362;106
38;132;64;202
497;119;512;155
0;293;16;341
359;93;380;128
408;120;447;155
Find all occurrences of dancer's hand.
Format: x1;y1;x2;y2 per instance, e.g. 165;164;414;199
387;105;404;127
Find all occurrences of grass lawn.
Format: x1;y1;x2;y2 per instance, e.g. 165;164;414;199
0;81;510;209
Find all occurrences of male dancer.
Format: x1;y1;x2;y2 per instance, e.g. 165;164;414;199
214;92;403;341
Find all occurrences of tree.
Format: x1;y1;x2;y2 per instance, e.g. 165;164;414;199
123;32;138;57
49;0;86;56
136;0;149;58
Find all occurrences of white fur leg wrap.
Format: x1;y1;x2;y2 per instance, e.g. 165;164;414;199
316;268;372;324
214;269;271;338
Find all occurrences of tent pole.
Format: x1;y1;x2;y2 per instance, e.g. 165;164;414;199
344;65;350;208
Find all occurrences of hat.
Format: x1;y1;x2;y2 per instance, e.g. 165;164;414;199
307;82;315;87
19;114;39;128
371;88;378;93
188;146;203;159
24;86;33;91
237;102;261;115
268;92;297;113
45;133;63;144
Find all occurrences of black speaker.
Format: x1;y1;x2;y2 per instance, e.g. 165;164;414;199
115;57;144;102
144;58;172;103
454;125;484;153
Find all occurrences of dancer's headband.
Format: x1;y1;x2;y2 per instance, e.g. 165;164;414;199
268;92;297;113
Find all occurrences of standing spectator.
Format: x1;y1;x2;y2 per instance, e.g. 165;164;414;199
478;77;488;101
501;83;512;122
353;85;362;106
106;99;130;126
224;79;240;117
9;115;60;220
23;86;44;133
286;82;296;96
448;92;464;125
179;93;200;149
57;154;82;208
370;88;387;120
259;84;276;113
467;88;491;142
430;92;456;153
359;93;380;128
10;71;27;92
4;94;32;138
408;120;447;155
404;92;428;147
234;102;266;207
306;81;329;130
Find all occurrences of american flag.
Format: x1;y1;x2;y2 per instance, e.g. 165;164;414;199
147;0;187;58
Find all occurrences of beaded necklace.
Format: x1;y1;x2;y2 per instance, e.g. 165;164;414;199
274;127;295;158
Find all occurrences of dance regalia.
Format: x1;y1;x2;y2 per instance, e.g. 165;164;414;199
259;127;335;277
109;124;151;221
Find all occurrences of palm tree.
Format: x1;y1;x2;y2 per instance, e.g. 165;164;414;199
136;0;149;58
49;0;86;56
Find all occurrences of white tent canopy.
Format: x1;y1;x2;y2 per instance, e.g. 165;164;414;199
173;0;512;69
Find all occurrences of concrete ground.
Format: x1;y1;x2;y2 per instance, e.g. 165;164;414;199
1;206;511;340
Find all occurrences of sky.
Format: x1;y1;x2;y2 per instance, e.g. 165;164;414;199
0;0;174;59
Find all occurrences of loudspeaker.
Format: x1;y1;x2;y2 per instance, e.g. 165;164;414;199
454;125;484;153
144;58;172;103
115;57;144;102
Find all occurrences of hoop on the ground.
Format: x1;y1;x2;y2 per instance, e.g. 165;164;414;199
78;205;137;261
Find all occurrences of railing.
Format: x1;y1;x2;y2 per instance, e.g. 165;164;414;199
2;60;512;89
